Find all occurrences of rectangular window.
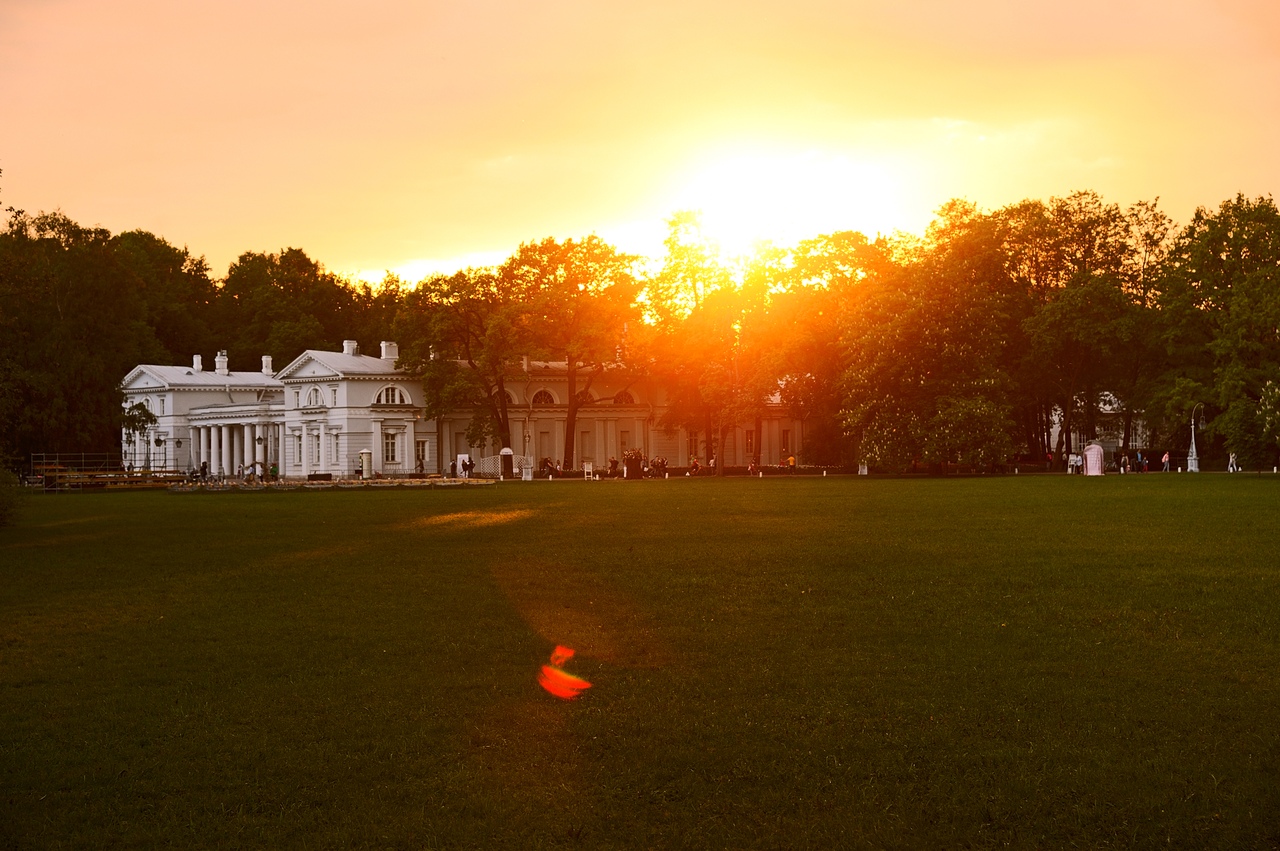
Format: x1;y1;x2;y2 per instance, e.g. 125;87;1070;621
416;439;427;468
687;433;698;460
620;430;630;455
384;433;398;463
294;434;302;466
312;433;321;464
781;429;791;455
293;390;300;408
745;430;755;457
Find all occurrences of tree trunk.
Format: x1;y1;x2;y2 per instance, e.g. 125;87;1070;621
563;361;579;469
754;416;763;466
494;377;512;449
1042;403;1052;459
1056;402;1069;470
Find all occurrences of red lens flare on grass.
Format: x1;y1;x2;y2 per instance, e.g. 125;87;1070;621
539;645;591;700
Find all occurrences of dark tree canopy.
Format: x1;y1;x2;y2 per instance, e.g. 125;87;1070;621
6;187;1279;473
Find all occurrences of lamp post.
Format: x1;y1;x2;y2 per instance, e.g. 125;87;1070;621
1188;403;1205;473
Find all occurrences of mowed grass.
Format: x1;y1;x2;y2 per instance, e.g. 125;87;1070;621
2;475;1279;849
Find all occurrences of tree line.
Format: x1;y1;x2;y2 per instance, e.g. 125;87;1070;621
3;186;1279;472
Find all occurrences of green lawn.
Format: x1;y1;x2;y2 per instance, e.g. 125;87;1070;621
2;476;1279;849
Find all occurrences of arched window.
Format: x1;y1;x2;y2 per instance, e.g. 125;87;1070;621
532;390;555;405
613;391;635;404
505;391;516;405
305;387;324;407
375;385;407;405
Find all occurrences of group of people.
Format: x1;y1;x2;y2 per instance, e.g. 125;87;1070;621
1064;448;1174;474
450;457;476;478
1115;449;1172;474
188;460;278;484
745;456;794;475
536;455;671;478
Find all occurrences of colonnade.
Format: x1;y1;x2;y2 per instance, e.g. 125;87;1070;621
294;420;346;478
190;422;282;478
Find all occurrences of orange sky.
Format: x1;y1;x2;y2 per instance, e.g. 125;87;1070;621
2;0;1278;281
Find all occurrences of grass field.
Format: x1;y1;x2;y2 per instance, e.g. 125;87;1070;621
2;475;1279;849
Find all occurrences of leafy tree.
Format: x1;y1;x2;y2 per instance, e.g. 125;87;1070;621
842;202;1020;471
1001;192;1146;461
501;236;639;468
1155;194;1280;469
111;230;218;362
646;214;741;465
773;230;888;465
394;268;528;451
216;248;359;369
0;210;159;460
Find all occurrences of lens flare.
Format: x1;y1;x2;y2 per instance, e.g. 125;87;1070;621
538;645;592;700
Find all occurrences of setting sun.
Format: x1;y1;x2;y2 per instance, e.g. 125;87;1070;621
666;148;914;256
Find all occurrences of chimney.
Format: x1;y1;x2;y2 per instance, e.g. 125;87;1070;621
342;340;358;356
380;341;399;361
261;355;273;375
215;350;229;375
193;354;203;373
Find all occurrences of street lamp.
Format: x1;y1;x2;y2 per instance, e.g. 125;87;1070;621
1188;403;1205;472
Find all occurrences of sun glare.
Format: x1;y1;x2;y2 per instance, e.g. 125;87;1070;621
347;148;923;283
667;149;913;257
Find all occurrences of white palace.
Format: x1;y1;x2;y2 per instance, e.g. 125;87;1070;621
120;341;806;479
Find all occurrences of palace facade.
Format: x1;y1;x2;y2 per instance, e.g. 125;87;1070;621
120;341;806;478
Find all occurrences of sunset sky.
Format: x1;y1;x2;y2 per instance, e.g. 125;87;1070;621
2;0;1278;282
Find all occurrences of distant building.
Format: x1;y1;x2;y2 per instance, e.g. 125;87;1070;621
120;342;805;478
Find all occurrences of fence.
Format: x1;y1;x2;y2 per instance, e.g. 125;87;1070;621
29;452;186;491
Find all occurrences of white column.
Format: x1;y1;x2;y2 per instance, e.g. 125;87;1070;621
318;421;328;474
254;423;265;472
209;426;220;476
300;425;310;478
242;424;253;471
221;424;234;478
372;419;383;473
230;426;241;475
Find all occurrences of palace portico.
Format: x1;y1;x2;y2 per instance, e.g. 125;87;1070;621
121;341;427;480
